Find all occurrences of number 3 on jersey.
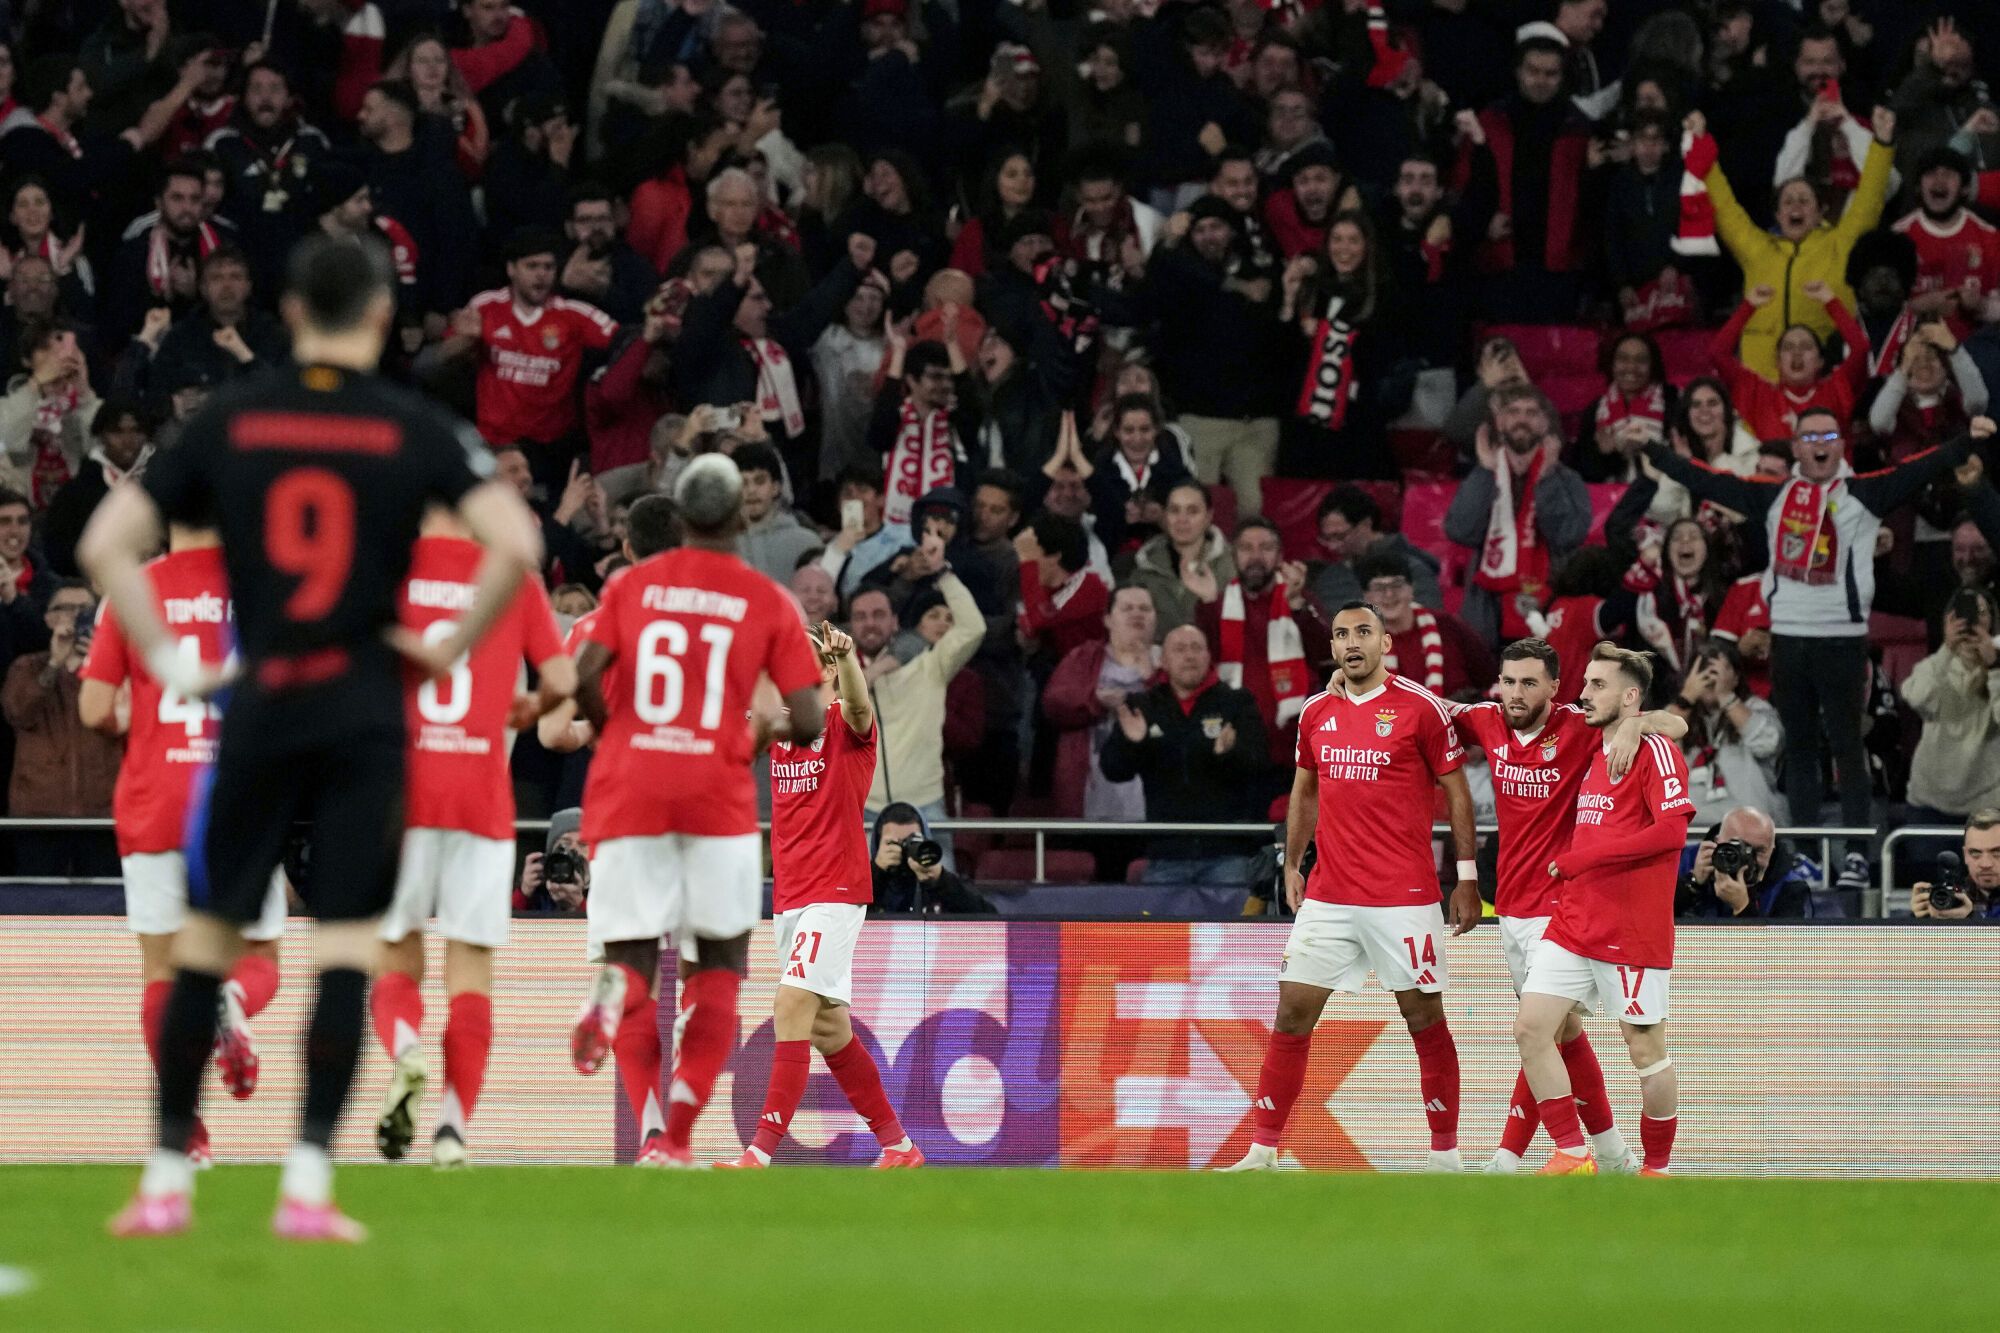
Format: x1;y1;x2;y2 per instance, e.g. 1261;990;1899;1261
635;620;733;729
415;619;472;724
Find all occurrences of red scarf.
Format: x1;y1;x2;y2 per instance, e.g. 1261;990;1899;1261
1593;383;1666;434
1773;478;1839;585
1297;294;1359;430
742;337;805;439
35;114;81;160
1475;450;1552;637
28;382;78;511
146;221;221;300
884;396;954;529
756;207;800;252
1216;581;1308;726
1866;307;1916;379
1380;605;1445;692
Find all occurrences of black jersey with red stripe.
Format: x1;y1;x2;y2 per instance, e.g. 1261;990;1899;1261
141;363;491;735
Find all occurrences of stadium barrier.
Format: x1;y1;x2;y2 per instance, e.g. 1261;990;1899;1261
3;918;1995;1176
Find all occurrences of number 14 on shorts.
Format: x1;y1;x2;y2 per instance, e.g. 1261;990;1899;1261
1401;935;1437;969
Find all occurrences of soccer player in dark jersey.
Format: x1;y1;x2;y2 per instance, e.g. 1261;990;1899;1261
87;235;543;1241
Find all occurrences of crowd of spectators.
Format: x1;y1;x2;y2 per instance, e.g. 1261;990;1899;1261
7;0;2000;919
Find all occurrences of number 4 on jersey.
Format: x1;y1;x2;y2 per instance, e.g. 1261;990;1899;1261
158;635;221;737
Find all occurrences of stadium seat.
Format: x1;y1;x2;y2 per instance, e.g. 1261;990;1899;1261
1655;325;1720;386
1870;613;1928;688
976;849;1096;883
1585;483;1629;545
1480;324;1607;432
1262;478;1407;562
1209;483;1239;535
1125;858;1149;884
1389;428;1457;476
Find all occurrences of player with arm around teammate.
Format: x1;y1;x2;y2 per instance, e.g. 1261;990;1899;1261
719;620;922;1169
1219;600;1483;1173
1515;642;1695;1176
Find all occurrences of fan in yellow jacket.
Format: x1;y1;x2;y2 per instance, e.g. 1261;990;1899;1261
1691;107;1897;381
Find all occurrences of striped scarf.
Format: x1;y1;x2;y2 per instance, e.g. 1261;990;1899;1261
1381;605;1444;693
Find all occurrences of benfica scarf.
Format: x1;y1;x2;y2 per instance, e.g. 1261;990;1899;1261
1361;0;1410;88
28;382;78;511
1381;605;1445;692
1216;581;1307;727
743;337;805;438
1297;294;1359;430
1593;383;1666;434
1476;450;1551;638
146;221;221;300
1672;130;1719;258
35;114;82;160
1866;307;1916;379
1034;255;1100;356
1773;477;1839;585
756;206;801;253
1632;571;1709;671
884;396;955;529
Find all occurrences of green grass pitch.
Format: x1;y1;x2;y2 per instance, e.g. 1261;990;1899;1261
4;1167;1997;1329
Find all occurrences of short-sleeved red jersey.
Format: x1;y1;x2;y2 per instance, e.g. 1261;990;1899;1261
1546;733;1695;970
80;546;233;856
469;289;617;445
1894;209;2000;307
581;547;822;841
1453;701;1595;918
1295;674;1464;906
770;700;877;912
397;535;565;839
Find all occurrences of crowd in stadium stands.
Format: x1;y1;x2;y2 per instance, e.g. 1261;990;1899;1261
6;0;2000;919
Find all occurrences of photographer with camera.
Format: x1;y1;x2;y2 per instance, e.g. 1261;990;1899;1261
1910;809;2000;920
516;808;590;913
3;578;118;876
870;802;994;915
1675;806;1821;919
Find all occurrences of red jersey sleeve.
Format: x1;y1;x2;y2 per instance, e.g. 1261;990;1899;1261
564;300;618;351
763;589;822;697
515;577;565;666
1418;693;1466;777
1642;734;1696;823
583;580;624;656
80;604;131;686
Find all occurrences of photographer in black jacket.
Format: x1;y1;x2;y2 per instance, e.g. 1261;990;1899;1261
870;802;995;915
1675;806;1821;919
1910;809;2000;921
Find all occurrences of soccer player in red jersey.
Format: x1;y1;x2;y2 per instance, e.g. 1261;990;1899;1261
79;522;292;1165
718;622;921;1169
1449;638;1686;1173
369;510;575;1167
569;456;825;1167
1220;601;1482;1172
1516;643;1695;1176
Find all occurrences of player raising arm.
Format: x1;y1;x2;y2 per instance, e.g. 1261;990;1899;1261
89;235;542;1242
567;455;825;1167
1220;600;1481;1173
1515;643;1695;1175
720;621;921;1169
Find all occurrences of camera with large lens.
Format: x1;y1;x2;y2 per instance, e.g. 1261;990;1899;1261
1710;839;1757;880
1931;851;1969;912
897;835;944;869
544;845;589;887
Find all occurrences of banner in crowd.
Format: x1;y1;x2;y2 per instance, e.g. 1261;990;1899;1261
4;918;1996;1176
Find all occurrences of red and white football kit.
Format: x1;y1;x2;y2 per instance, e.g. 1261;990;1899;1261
581;546;822;949
1451;701;1595;992
467;289;616;446
379;534;565;948
1893;208;2000;312
81;547;286;941
1283;674;1464;995
1709;573;1772;699
769;700;877;1005
1528;732;1695;1025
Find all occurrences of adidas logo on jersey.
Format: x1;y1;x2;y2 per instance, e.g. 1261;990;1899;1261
493;326;513;339
1624;1001;1645;1017
1318;717;1339;732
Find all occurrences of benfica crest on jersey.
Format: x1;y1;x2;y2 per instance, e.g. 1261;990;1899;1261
1540;735;1558;762
810;733;825;753
541;326;562;351
1374;709;1396;737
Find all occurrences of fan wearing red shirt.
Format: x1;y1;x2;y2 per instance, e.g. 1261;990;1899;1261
1219;601;1483;1173
443;227;617;476
368;513;575;1169
78;526;289;1164
569;457;826;1167
719;621;922;1170
1449;638;1686;1174
1517;642;1695;1177
1708;572;1772;698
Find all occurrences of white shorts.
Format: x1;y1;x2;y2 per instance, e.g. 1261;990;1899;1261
588;832;762;951
1279;900;1449;995
123;853;288;943
1500;914;1552;996
379;828;515;948
774;902;866;1005
1523;940;1671;1026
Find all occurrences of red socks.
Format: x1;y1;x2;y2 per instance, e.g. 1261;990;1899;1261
664;968;739;1148
1411;1021;1460;1151
614;996;663;1135
1252;1030;1312;1148
751;1040;812;1157
1642;1114;1678;1171
825;1036;905;1147
141;979;171;1074
227;954;280;1018
1559;1033;1615;1135
1538;1095;1587;1152
1499;1070;1540;1157
370;971;423;1058
442;992;493;1129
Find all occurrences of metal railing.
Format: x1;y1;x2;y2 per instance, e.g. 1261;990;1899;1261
0;816;1900;911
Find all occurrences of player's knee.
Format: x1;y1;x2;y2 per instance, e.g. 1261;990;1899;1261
605;938;661;988
1558;1011;1586;1044
314;919;377;972
692;933;749;976
1512;1011;1552;1051
1395;990;1444;1034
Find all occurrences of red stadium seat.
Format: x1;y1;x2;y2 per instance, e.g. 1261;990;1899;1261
1209;483;1239;535
1389;428;1457;476
1261;478;1407;562
1585;483;1629;545
976;849;1097;882
1656;326;1720;386
1870;612;1929;689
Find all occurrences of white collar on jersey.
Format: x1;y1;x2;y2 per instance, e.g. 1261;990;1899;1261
1346;680;1389;704
512;300;545;325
